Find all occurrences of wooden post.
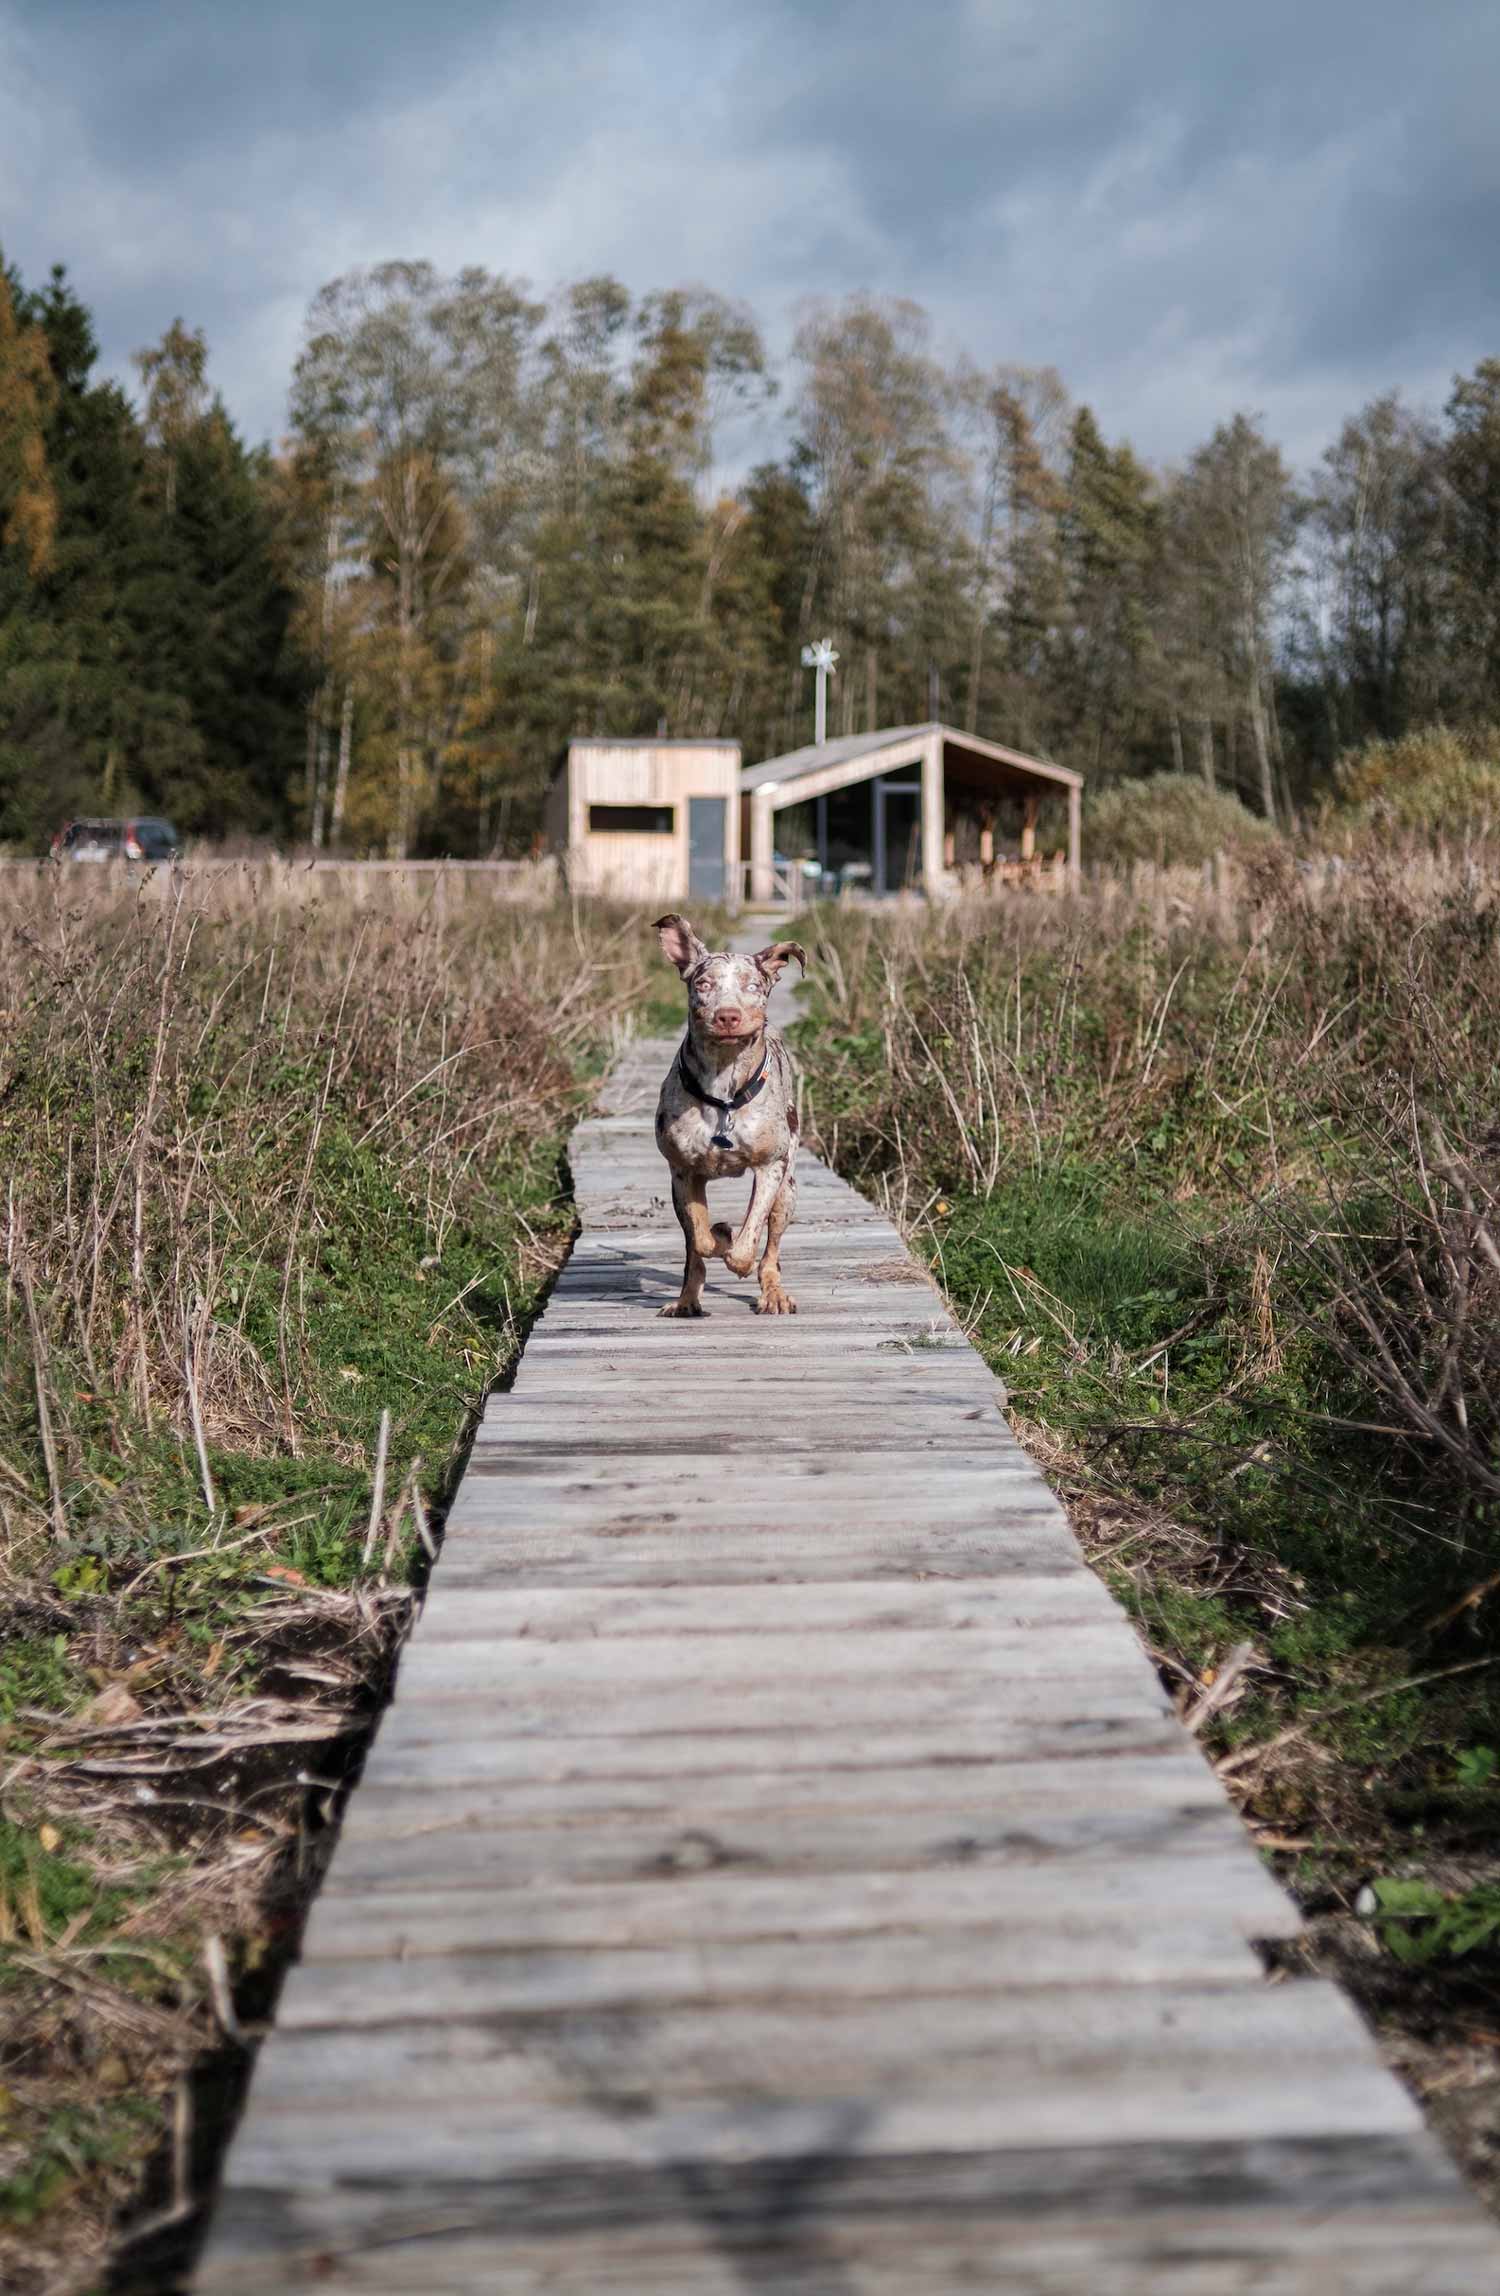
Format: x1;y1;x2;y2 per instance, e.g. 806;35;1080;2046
921;731;945;900
750;793;776;903
1067;783;1082;891
1020;796;1038;862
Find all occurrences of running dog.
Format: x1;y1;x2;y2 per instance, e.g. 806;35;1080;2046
651;915;806;1317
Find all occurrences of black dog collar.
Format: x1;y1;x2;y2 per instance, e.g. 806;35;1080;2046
677;1043;768;1149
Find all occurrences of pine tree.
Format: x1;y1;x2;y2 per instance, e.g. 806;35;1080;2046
0;264;202;842
0;267;307;845
1051;407;1157;777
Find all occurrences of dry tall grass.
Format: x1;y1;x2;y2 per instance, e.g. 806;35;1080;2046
804;847;1500;1519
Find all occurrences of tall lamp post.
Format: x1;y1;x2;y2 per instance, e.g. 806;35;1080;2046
801;638;838;746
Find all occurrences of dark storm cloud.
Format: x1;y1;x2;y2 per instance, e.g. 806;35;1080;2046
1;0;1496;467
738;0;1500;399
18;0;547;153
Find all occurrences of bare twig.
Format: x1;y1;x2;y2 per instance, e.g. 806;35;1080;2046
183;1304;217;1516
18;1249;65;1538
1182;1640;1258;1733
409;1472;436;1560
202;1932;242;2039
360;1407;391;1570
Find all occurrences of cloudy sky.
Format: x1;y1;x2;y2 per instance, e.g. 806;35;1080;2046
1;0;1495;473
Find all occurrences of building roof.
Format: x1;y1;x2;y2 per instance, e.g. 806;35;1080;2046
741;722;1081;795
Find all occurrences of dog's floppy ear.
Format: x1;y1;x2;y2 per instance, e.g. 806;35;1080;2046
653;914;709;976
754;940;807;982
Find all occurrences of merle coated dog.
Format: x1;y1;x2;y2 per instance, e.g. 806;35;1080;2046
652;915;807;1317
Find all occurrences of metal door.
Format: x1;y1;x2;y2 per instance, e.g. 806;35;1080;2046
872;776;922;894
688;796;727;898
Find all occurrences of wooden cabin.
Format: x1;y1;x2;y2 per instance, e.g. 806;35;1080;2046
545;740;741;903
741;723;1082;902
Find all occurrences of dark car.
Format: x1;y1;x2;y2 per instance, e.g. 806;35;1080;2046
50;817;181;863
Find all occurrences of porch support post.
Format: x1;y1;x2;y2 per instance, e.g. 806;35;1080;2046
1067;781;1082;890
921;730;945;899
750;791;776;903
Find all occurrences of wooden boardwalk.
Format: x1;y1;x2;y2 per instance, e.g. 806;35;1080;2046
198;958;1500;2293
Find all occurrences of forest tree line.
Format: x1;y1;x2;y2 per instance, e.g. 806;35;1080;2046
4;250;1500;854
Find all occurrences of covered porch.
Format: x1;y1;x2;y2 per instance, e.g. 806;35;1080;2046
741;724;1082;903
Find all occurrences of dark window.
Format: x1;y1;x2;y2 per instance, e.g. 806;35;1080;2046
588;804;674;835
129;818;180;857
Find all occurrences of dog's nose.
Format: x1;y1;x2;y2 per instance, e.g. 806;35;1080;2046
715;1009;743;1032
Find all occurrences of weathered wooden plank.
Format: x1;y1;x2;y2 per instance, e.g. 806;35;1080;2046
300;1849;1295;1961
350;1717;1197;1788
410;1575;1123;1638
313;1737;1223;1809
197;2217;1500;2296
219;1980;1430;2176
319;1795;1273;1900
388;1621;1151;1692
197;2130;1493;2296
441;1497;1079;1552
437;1504;1076;1546
272;1929;1283;2032
467;1433;1043;1462
198;2130;1497;2296
378;1668;1172;1738
484;1411;1009;1437
297;1892;1282;1978
298;1855;1295;1965
518;1350;982;1378
428;1534;1085;1588
452;1456;1055;1493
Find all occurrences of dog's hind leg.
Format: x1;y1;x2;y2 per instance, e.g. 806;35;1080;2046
756;1161;798;1315
661;1174;712;1317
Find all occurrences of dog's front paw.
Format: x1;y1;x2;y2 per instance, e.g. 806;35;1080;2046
724;1247;756;1279
756;1284;796;1315
658;1300;706;1318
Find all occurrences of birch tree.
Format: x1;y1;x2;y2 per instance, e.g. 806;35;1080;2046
1166;416;1295;818
1302;393;1445;752
289;262;543;854
134;319;209;518
790;299;957;735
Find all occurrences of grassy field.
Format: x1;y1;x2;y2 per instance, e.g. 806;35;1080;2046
9;844;1500;2280
794;844;1500;2198
0;866;659;2295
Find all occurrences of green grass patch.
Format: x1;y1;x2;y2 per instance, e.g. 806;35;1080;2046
0;2096;158;2228
922;1167;1500;1765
